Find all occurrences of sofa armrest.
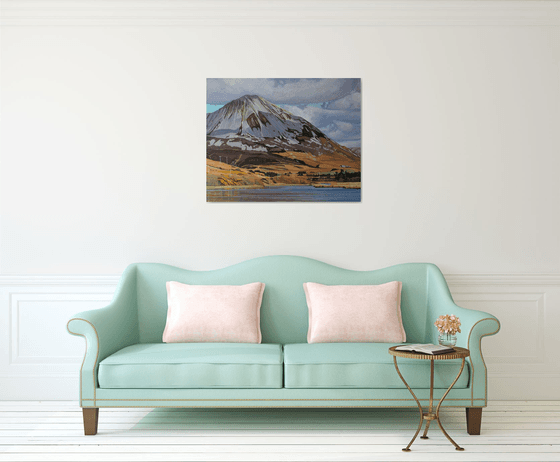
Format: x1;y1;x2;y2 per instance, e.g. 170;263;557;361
426;264;500;405
67;264;139;405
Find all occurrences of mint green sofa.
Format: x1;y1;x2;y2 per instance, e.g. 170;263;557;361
67;256;500;435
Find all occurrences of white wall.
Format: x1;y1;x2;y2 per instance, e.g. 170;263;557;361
1;0;559;400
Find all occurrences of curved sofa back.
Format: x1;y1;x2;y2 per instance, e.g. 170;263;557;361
134;256;434;345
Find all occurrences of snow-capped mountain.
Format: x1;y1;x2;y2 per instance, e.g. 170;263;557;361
206;94;359;171
207;94;325;141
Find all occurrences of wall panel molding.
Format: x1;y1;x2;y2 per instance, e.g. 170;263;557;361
0;276;117;399
445;273;560;286
447;275;560;400
1;0;559;27
2;272;558;286
0;272;559;399
0;275;120;286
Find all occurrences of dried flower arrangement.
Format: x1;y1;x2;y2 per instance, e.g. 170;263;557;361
434;314;461;335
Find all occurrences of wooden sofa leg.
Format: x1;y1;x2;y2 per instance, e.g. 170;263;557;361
82;408;99;435
466;407;482;435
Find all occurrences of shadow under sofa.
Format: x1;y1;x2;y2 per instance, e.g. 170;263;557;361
67;256;500;436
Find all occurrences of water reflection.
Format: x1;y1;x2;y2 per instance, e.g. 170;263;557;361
207;185;361;202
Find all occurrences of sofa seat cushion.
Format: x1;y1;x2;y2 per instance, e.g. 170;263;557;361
98;343;283;389
283;343;469;389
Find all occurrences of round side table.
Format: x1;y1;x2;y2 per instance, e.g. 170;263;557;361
388;345;470;452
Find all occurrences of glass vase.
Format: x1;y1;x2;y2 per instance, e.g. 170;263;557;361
438;333;457;347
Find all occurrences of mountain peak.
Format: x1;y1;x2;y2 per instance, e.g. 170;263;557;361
207;94;325;140
221;94;284;120
206;95;325;144
237;94;261;101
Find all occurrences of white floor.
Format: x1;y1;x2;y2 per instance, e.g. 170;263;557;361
0;401;559;461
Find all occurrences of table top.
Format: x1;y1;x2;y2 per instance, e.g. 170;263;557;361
388;345;470;361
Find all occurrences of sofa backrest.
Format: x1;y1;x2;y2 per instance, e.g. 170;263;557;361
134;256;433;345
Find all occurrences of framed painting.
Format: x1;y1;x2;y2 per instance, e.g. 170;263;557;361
207;78;361;202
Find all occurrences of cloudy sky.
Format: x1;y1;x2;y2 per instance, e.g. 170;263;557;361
207;78;361;148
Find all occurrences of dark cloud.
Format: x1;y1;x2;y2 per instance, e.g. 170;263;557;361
207;78;360;105
281;104;360;127
280;89;361;147
322;121;361;148
324;91;361;111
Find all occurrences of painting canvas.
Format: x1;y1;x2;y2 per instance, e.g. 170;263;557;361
207;78;361;202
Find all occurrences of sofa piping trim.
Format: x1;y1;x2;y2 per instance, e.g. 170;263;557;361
80;399;480;409
467;317;501;406
67;317;100;407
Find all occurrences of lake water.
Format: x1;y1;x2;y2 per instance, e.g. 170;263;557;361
207;185;361;202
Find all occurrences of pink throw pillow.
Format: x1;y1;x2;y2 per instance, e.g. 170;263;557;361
162;281;265;343
304;281;405;343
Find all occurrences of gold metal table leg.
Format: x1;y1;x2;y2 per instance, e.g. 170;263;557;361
435;358;466;451
392;357;424;452
421;360;435;439
393;356;467;451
